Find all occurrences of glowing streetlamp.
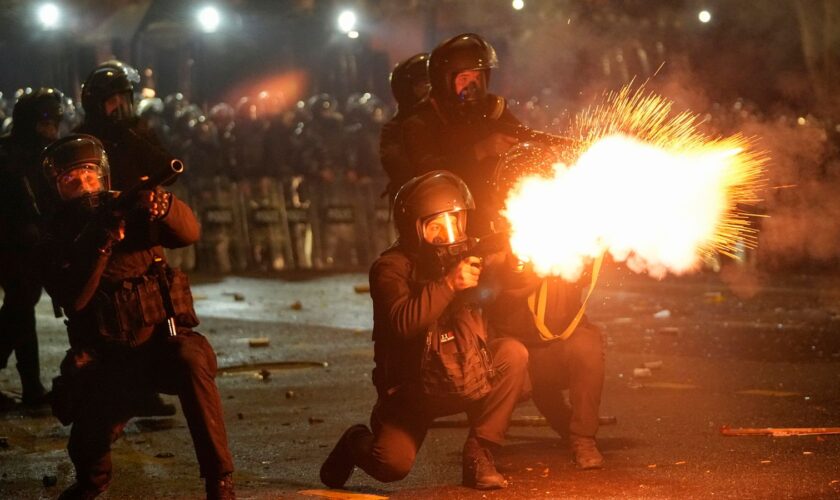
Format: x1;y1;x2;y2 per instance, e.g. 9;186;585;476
512;0;525;11
197;5;221;33
37;3;61;30
698;10;712;23
337;10;357;33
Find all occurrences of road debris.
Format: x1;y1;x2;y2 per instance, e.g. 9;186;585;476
248;337;270;348
653;309;671;319
299;489;388;500
286;390;296;399
720;426;840;437
736;389;799;397
643;360;663;369
290;300;303;310
0;436;8;449
353;284;370;294
155;452;175;459
657;326;680;335
633;368;653;378
223;292;246;301
599;415;618;425
308;417;324;424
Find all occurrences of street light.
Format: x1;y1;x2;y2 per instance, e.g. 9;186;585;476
698;10;712;23
37;3;61;30
512;0;525;11
197;5;221;33
337;10;357;33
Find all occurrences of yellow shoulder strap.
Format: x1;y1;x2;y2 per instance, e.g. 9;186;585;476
527;253;604;341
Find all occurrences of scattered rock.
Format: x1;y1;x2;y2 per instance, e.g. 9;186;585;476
290;301;303;310
248;337;270;348
285;390;296;399
0;436;8;449
155;452;175;459
653;309;671;319
42;475;57;487
223;292;246;302
237;413;245;420
258;369;271;381
633;368;653;378
643;360;663;369
353;284;370;294
308;417;324;425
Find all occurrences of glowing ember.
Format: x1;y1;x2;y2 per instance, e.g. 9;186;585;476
502;87;767;280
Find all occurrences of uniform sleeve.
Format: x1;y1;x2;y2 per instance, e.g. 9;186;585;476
402;114;464;174
370;253;456;341
38;233;111;313
156;195;200;248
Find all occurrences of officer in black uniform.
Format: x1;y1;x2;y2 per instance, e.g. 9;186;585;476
75;59;178;416
0;88;63;409
380;52;430;201
402;34;521;236
39;134;235;500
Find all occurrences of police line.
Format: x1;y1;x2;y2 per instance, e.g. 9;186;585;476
164;176;396;273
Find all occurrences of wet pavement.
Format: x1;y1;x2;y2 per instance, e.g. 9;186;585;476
1;266;839;499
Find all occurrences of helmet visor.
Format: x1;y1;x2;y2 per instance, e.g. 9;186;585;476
56;165;107;201
421;210;468;245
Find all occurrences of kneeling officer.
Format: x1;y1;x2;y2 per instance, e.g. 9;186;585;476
38;134;235;499
320;171;528;490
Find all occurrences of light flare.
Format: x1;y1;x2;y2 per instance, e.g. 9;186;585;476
502;87;767;280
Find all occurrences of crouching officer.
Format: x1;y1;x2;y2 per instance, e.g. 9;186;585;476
320;171;528;490
38;135;235;499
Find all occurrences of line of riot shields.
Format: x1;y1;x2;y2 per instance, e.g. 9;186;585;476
164;175;396;273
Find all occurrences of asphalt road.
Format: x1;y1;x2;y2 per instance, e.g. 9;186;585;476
1;266;839;499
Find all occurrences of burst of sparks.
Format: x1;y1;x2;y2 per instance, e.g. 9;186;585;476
502;86;768;280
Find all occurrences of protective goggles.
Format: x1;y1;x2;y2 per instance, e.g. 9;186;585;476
421;210;468;245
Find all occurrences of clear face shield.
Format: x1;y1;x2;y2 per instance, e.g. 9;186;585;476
421;210;468;246
453;70;487;105
56;165;108;202
103;91;135;122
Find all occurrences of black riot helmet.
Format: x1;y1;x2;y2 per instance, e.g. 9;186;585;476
81;60;140;125
429;33;498;106
41;134;111;208
389;52;430;112
11;87;64;144
394;170;475;264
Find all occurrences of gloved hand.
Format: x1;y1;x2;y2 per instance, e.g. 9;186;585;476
137;187;173;221
474;133;518;161
445;256;483;291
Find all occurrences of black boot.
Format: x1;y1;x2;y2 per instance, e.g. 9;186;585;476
320;424;369;488
462;437;507;490
205;473;235;500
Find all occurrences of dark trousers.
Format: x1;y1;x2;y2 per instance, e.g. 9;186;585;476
67;330;234;493
0;254;44;397
350;337;529;482
527;323;605;438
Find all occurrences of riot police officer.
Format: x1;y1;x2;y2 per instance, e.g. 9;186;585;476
320;171;528;491
76;60;174;190
39;134;235;499
76;59;180;416
0;87;63;409
402;34;521;236
380;52;430;200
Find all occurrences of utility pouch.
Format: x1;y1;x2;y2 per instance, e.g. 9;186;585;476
165;267;199;328
420;308;493;405
95;266;198;343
